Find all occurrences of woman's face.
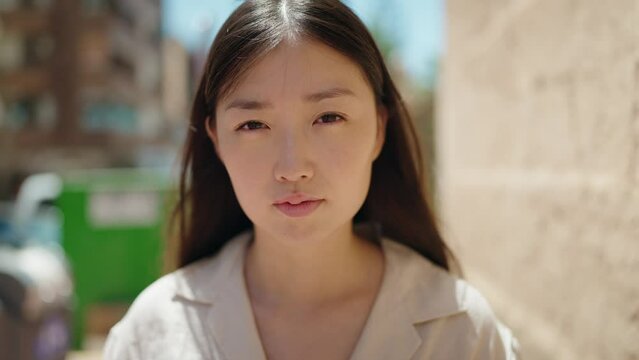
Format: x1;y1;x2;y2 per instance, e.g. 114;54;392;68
208;39;386;243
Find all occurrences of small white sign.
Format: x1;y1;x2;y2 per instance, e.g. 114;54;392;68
88;190;159;227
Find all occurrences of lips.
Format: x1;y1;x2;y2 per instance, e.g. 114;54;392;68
273;193;324;217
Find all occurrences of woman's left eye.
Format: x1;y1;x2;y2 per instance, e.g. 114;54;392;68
237;120;268;131
315;113;345;125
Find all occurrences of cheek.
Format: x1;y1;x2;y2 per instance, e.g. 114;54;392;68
321;142;370;175
338;120;377;162
316;125;377;187
219;145;270;205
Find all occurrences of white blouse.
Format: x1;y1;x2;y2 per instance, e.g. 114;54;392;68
104;229;520;359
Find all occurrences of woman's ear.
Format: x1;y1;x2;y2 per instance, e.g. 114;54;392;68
205;116;221;157
373;106;388;160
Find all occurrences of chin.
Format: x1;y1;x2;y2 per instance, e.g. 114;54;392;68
260;218;341;244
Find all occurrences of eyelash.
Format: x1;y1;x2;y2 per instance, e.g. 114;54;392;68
315;113;346;125
237;120;266;131
236;112;346;131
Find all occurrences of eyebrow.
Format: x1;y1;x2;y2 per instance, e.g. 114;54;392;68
224;99;270;111
304;87;356;102
224;87;356;111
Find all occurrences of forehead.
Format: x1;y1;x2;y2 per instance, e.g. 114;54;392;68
219;39;374;105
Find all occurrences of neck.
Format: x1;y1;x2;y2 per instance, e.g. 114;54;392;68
244;222;384;309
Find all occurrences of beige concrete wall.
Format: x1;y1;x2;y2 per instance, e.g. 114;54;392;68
438;0;639;359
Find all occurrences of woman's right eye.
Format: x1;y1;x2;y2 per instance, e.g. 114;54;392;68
237;120;267;131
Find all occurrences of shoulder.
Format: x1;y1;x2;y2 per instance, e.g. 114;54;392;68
381;238;521;359
103;269;179;359
104;233;251;359
125;270;179;316
382;238;494;319
454;282;521;359
103;261;205;359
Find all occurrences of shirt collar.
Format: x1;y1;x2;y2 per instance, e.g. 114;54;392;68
172;226;467;359
174;230;266;359
173;229;251;305
350;238;467;359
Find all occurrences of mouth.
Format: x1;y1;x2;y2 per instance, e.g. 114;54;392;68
273;199;324;218
273;192;324;217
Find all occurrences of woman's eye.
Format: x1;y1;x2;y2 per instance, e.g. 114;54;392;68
237;120;267;131
315;113;345;125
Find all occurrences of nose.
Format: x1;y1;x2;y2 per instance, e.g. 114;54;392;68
273;131;314;183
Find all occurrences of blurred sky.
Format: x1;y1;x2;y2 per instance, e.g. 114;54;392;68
161;0;444;83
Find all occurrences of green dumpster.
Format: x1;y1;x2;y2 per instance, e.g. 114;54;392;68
55;168;173;349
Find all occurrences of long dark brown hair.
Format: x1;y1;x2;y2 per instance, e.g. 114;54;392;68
172;0;457;271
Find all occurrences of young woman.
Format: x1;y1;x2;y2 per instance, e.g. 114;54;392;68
105;1;520;359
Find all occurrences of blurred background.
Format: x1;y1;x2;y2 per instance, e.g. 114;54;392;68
0;0;636;359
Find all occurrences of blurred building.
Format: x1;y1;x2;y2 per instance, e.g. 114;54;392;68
0;0;177;200
439;0;638;359
161;37;189;128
